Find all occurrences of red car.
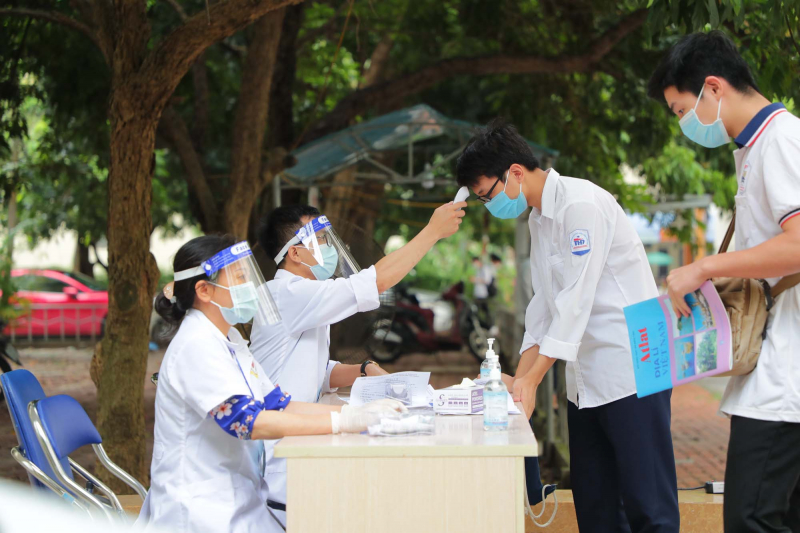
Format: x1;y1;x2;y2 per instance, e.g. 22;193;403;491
5;269;109;340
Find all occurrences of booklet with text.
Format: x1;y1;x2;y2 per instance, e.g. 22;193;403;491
623;281;732;398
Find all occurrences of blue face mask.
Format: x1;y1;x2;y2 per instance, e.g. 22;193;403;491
303;244;339;281
679;84;729;149
485;171;528;219
209;282;259;325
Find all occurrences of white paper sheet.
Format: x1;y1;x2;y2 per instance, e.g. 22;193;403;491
348;371;432;407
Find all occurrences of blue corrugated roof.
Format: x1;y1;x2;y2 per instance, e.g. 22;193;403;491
283;104;558;184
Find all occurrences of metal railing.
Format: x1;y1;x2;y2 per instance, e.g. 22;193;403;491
8;303;106;344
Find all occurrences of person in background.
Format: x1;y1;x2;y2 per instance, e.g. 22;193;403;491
648;30;800;532
471;256;493;319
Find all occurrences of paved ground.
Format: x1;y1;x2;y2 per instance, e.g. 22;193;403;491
1;347;728;488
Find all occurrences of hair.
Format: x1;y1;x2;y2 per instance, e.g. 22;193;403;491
490;253;501;263
258;205;322;266
456;118;540;188
154;234;237;326
647;30;759;101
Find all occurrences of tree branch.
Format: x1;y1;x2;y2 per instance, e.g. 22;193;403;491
139;0;301;111
159;106;220;232
223;9;285;237
296;0;347;49
302;8;648;142
0;7;101;51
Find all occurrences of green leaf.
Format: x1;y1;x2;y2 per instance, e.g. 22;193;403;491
707;0;720;27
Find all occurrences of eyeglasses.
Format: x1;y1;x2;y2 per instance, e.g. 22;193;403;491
477;177;504;204
295;234;331;250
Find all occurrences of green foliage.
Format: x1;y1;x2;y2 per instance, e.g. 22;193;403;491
3;0;800;291
0;223;31;325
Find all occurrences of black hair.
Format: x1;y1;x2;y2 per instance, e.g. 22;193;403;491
455;118;540;188
647;30;759;101
154;234;237;326
258;205;322;267
490;254;501;263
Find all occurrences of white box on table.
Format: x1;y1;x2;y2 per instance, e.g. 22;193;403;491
433;385;483;415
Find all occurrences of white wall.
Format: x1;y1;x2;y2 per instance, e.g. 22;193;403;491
11;223;201;275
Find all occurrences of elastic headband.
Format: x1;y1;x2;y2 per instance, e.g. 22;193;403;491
273;216;332;265
173;241;252;280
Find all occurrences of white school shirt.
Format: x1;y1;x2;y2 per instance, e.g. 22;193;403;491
473;263;494;299
249;266;380;506
720;103;800;423
521;169;658;408
137;309;283;533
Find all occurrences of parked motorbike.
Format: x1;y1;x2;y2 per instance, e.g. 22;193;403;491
0;319;22;403
366;281;493;364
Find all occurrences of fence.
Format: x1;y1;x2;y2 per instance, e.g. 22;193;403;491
8;303;107;344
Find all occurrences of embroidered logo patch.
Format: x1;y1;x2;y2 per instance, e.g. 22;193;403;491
738;162;750;194
570;230;591;256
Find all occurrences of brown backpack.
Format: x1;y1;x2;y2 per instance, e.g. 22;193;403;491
713;211;800;376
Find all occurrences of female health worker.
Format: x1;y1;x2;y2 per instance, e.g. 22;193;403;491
136;234;405;533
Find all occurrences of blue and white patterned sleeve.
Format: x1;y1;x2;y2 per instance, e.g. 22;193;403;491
208;386;291;440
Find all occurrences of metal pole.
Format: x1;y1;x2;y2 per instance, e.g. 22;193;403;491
272;175;282;209
308;186;320;208
407;135;413;178
545;367;555;445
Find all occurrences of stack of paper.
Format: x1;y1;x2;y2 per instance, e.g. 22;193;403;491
349;371;432;408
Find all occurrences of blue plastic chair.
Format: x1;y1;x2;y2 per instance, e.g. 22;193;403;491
1;369;86;511
28;394;147;520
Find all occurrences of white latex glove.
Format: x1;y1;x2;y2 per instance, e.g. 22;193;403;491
331;399;408;434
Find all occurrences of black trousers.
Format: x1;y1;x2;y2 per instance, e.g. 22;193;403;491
568;391;680;533
724;415;800;533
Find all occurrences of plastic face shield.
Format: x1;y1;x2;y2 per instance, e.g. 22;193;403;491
176;241;281;325
273;215;361;278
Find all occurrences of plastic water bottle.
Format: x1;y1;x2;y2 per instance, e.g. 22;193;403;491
480;338;501;379
483;366;508;431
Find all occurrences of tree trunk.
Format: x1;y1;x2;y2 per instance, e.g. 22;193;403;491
93;109;161;491
5;187;17;259
222;10;285;239
74;242;93;278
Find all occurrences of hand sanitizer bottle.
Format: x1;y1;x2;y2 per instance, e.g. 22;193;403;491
480;338;500;379
483;366;508;431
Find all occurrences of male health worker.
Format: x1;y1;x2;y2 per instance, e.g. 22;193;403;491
456;120;680;532
648;31;800;532
249;202;465;525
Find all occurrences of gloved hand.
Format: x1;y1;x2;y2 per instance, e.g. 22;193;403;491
331;399;408;434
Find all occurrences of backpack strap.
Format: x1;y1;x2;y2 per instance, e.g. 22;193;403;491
718;210;736;254
772;272;800;298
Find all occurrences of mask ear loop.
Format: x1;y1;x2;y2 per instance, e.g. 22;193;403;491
693;83;706;112
503;169;523;198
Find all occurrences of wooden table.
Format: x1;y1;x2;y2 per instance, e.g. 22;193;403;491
274;401;537;533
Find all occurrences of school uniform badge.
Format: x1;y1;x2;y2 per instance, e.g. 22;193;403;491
570;230;590;256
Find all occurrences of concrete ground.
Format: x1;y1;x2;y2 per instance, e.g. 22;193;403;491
1;347;729;488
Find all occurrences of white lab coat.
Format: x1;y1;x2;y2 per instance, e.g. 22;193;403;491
249;267;380;517
136;309;283;533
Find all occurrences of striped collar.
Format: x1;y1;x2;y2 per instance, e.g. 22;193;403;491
734;102;787;148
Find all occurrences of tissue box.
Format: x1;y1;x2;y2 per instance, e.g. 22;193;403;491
433;385;483;415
